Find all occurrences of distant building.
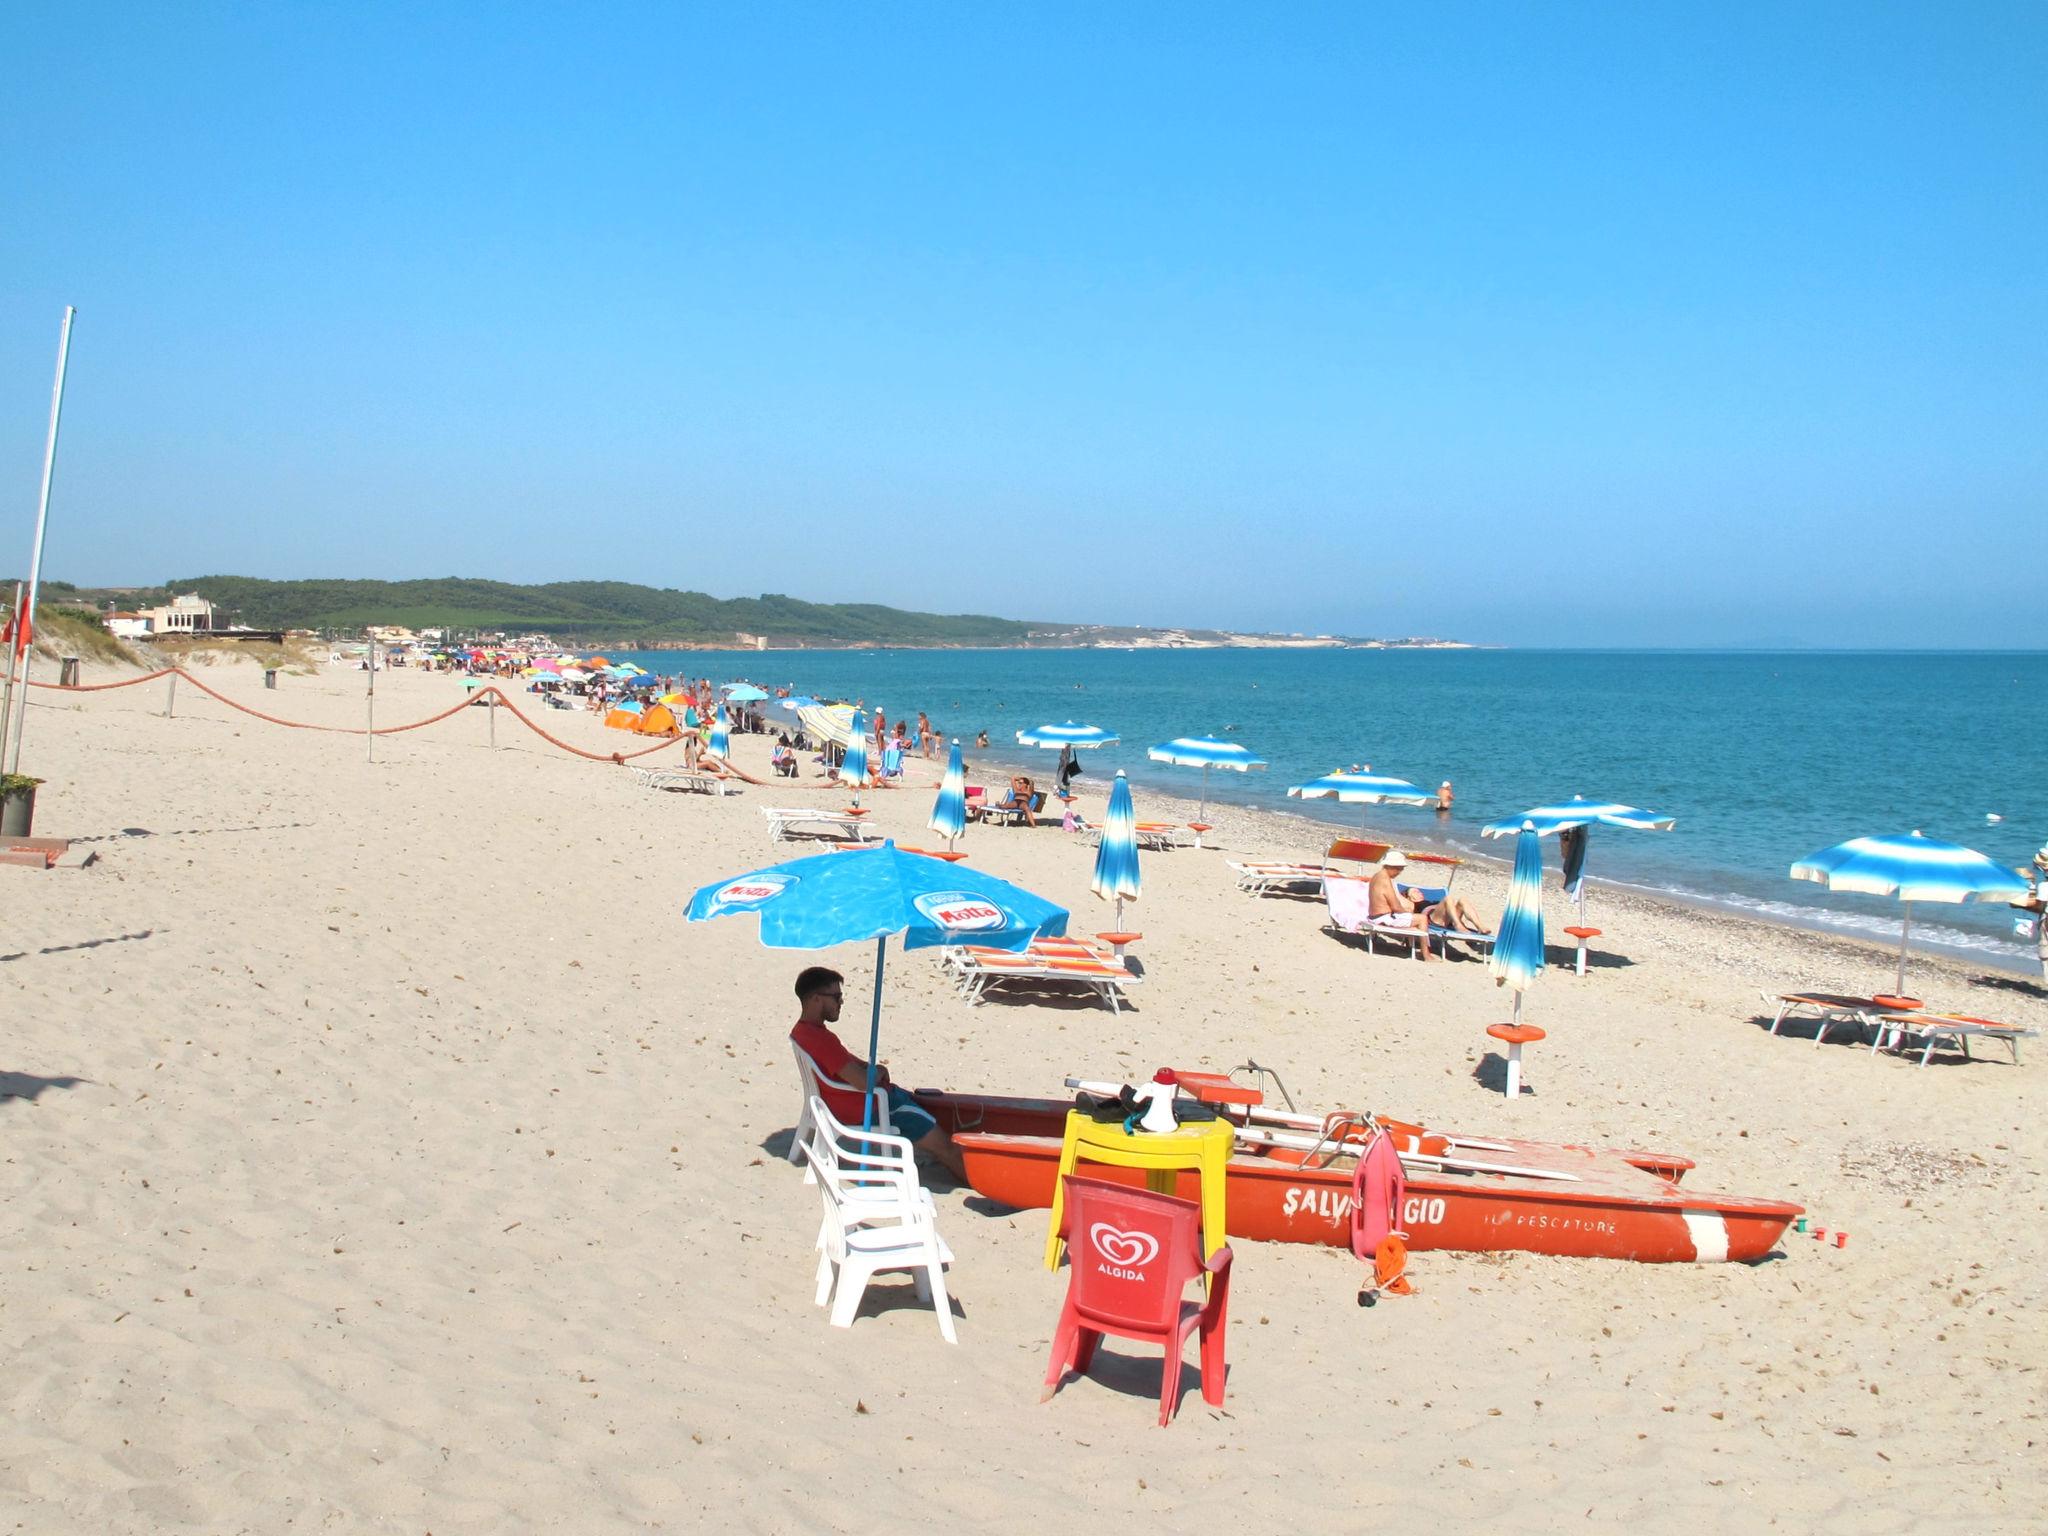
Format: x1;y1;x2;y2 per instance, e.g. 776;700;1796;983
134;593;216;635
106;610;151;640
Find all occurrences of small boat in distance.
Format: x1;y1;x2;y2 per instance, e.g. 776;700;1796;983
916;1068;1801;1265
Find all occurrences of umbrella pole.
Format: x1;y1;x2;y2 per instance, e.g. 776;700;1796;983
1199;763;1210;822
1895;902;1912;996
862;935;887;1129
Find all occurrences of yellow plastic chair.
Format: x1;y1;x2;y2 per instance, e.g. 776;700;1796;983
1043;1110;1232;1274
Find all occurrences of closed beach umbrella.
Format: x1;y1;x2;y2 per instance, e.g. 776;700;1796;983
710;703;731;760
840;709;870;805
1091;770;1143;927
929;739;967;848
1288;765;1431;829
686;842;1068;1125
1790;830;2029;994
1490;822;1547;1022
1016;722;1119;750
1481;797;1676;924
1147;735;1267;822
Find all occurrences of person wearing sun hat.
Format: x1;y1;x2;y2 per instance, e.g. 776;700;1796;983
2014;847;2048;980
1366;849;1491;960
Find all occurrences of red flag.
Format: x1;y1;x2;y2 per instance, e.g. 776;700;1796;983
3;597;30;651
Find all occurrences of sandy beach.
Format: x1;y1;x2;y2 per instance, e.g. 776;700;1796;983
3;654;2043;1533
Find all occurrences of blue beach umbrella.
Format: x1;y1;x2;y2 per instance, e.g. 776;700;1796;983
1288;765;1431;830
709;703;731;760
929;739;967;848
686;842;1069;1124
1481;797;1677;923
723;683;770;703
1091;770;1143;927
1489;823;1547;1022
1016;722;1119;750
1147;735;1267;822
1791;830;2030;994
840;709;870;805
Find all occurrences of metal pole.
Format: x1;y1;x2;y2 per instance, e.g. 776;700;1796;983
6;306;76;775
165;672;177;717
488;690;496;748
1894;902;1913;996
366;638;377;762
861;935;887;1129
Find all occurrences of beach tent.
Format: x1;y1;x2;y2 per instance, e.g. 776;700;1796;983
636;703;681;736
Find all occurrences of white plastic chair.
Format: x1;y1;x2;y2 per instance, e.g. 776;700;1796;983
790;1043;890;1176
802;1096;956;1343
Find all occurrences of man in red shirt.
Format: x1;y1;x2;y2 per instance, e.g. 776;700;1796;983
790;966;967;1180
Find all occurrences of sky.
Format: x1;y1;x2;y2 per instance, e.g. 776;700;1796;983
2;3;2043;647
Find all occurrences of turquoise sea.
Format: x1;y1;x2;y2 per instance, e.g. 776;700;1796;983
612;647;2048;973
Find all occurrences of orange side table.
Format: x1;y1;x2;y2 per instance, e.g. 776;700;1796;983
1095;931;1142;961
1486;1022;1546;1098
1562;925;1601;976
1186;823;1212;849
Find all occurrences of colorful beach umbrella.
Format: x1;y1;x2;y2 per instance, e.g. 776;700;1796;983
710;703;731;760
1147;735;1267;822
1481;797;1676;923
929;739;967;848
840;709;870;805
1790;830;2030;994
685;842;1068;1124
1489;822;1547;1021
1091;770;1143;927
1016;722;1119;749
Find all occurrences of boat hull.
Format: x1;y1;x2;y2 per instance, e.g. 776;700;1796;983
919;1092;1799;1265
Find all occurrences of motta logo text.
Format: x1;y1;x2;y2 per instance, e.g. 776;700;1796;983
911;891;1008;931
1088;1224;1159;1276
713;873;794;908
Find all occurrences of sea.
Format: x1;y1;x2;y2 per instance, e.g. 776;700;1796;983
607;647;2048;974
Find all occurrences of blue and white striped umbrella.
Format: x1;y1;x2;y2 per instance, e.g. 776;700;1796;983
1481;796;1676;919
1016;722;1119;749
1791;830;2030;993
1147;735;1267;821
709;703;731;761
929;739;967;847
1288;765;1430;829
1091;770;1143;926
839;709;870;805
1489;822;1547;1019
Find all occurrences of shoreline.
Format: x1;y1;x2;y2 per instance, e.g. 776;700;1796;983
962;738;2045;986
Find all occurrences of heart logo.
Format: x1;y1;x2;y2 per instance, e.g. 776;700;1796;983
1088;1223;1159;1270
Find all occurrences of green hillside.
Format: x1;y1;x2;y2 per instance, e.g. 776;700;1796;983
147;577;1047;645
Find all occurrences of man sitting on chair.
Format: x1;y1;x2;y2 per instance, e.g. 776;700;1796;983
1367;851;1490;962
790;966;967;1179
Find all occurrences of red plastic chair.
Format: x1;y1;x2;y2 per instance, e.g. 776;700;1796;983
1041;1175;1232;1426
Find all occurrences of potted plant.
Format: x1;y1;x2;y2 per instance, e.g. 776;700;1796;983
1;773;41;837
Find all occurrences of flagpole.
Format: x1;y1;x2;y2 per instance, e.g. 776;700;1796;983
0;582;20;765
6;306;76;776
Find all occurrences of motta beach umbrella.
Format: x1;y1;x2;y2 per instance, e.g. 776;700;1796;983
1147;735;1267;823
1015;722;1119;750
1481;797;1676;924
1790;830;2029;995
929;738;968;848
1489;822;1547;1023
1091;769;1143;927
710;703;731;760
840;709;870;805
685;842;1068;1124
1287;765;1431;829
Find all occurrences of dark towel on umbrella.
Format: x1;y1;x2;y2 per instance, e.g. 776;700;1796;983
1057;744;1082;789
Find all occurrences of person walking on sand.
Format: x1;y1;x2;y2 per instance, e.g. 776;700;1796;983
790;966;967;1179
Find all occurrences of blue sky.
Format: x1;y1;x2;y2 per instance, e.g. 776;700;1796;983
2;3;2042;646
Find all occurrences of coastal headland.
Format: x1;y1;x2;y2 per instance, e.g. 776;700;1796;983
4;653;2041;1532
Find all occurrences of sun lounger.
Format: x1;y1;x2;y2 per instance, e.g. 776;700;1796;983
630;766;732;796
1868;1011;2036;1066
761;807;872;844
1761;992;1891;1048
948;943;1142;1012
1230;859;1327;895
1080;821;1185;851
1324;875;1495;959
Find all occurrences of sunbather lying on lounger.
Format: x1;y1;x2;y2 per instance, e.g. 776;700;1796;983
1368;851;1491;961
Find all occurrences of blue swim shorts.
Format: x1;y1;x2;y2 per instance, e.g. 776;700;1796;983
884;1084;938;1142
